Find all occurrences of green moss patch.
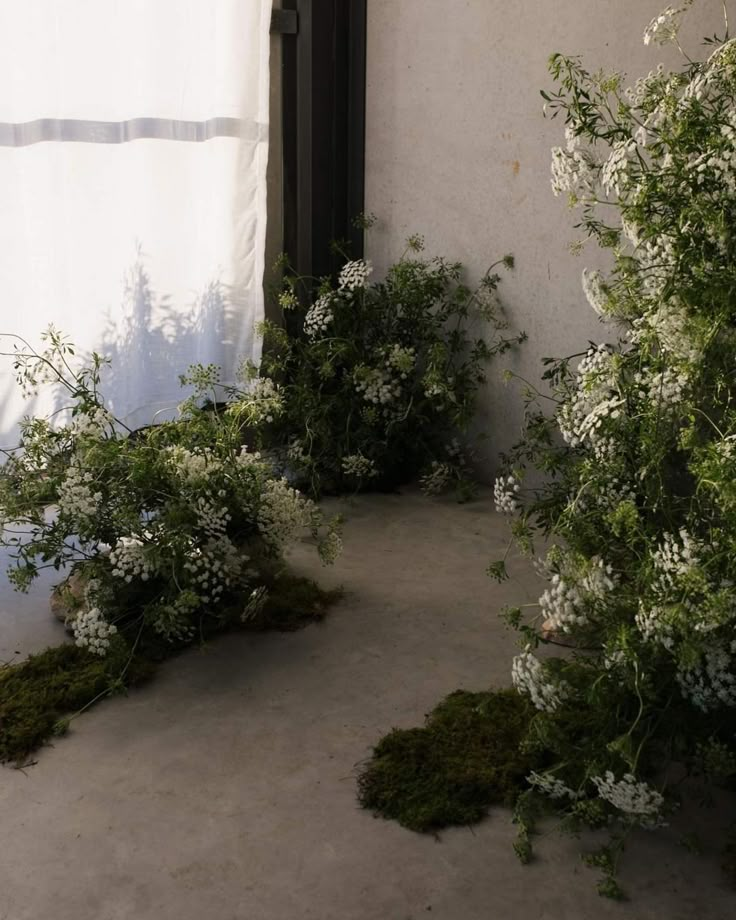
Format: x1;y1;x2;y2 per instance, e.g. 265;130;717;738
357;689;536;832
0;573;340;765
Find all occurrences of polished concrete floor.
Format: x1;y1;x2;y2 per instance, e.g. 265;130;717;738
0;491;733;919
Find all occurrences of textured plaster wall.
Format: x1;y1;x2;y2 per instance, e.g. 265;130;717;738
364;0;703;477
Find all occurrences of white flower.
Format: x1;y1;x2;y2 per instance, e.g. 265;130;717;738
558;345;623;449
591;771;666;827
511;649;565;712
304;294;334;339
677;642;736;711
551;145;597;198
244;376;284;424
71;406;112;438
494;475;520;514
257;478;313;551
643;5;688;47
354;365;401;409
651;528;700;594
58;465;103;522
581;269;610;317
527;771;582;800
166;446;222;483
72;606;117;656
338;259;373;291
110;536;155;583
342;453;378;479
601;140;637;196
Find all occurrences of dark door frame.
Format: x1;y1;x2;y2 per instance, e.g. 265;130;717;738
277;0;367;283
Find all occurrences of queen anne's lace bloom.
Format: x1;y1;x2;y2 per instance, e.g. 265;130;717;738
304;294;334;339
419;461;452;496
511;649;565;712
338;259;373;291
591;772;666;827
110;536;155;583
643;5;688;46
72;606;117;656
527;771;582;800
257;478;313;551
342;453;378;479
58;466;103;521
494;475;520;514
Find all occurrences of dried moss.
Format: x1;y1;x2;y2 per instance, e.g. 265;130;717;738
357;689;536;832
0;572;340;764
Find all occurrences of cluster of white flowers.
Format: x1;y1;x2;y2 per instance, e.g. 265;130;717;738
640;366;689;408
110;536;155;583
625;64;666;108
636;602;677;650
151;601;196;643
601;140;637;197
551;129;597;198
592;771;666;827
511;649;565;712
494;475;520;514
643;4;689;47
581;269;610;317
651;528;700;593
677;641;736;711
354;365;402;408
304;294;334;339
639;234;678;297
245;376;284;424
183;537;241;604
166;446;222;483
194;494;231;538
318;529;343;565
527;771;582;801
385;344;416;378
257;478;312;551
72;606;118;656
235;445;262;468
539;556;615;634
58;466;103;521
419;461;452;496
342;453;378;479
338;259;373;291
558;346;623;449
631;302;701;365
71;406;112;438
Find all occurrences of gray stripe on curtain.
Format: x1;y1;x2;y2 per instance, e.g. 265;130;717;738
0;117;262;146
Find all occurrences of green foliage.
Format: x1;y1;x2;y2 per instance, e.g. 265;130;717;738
251;244;524;498
357;689;536;832
492;0;736;894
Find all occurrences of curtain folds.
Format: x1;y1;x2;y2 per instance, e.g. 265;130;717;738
0;0;271;442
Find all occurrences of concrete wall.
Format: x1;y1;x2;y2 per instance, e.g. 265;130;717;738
364;0;700;477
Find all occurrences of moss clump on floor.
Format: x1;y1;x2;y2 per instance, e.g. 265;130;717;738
256;573;343;631
0;643;155;764
357;689;536;832
0;572;340;764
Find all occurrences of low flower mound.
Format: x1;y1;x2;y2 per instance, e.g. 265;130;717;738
247;231;524;498
0;328;341;758
492;0;736;896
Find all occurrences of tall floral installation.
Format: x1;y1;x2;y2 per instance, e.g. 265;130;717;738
0;328;340;761
243;230;523;499
491;0;736;896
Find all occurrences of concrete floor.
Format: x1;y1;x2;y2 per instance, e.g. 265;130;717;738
0;491;733;919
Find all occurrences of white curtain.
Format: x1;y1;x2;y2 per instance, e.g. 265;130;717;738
0;0;271;442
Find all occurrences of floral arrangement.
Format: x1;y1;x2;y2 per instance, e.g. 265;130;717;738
492;1;736;896
0;329;341;664
244;232;523;498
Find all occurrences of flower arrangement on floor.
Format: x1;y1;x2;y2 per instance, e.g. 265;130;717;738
490;0;736;896
0;328;341;758
243;232;524;499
